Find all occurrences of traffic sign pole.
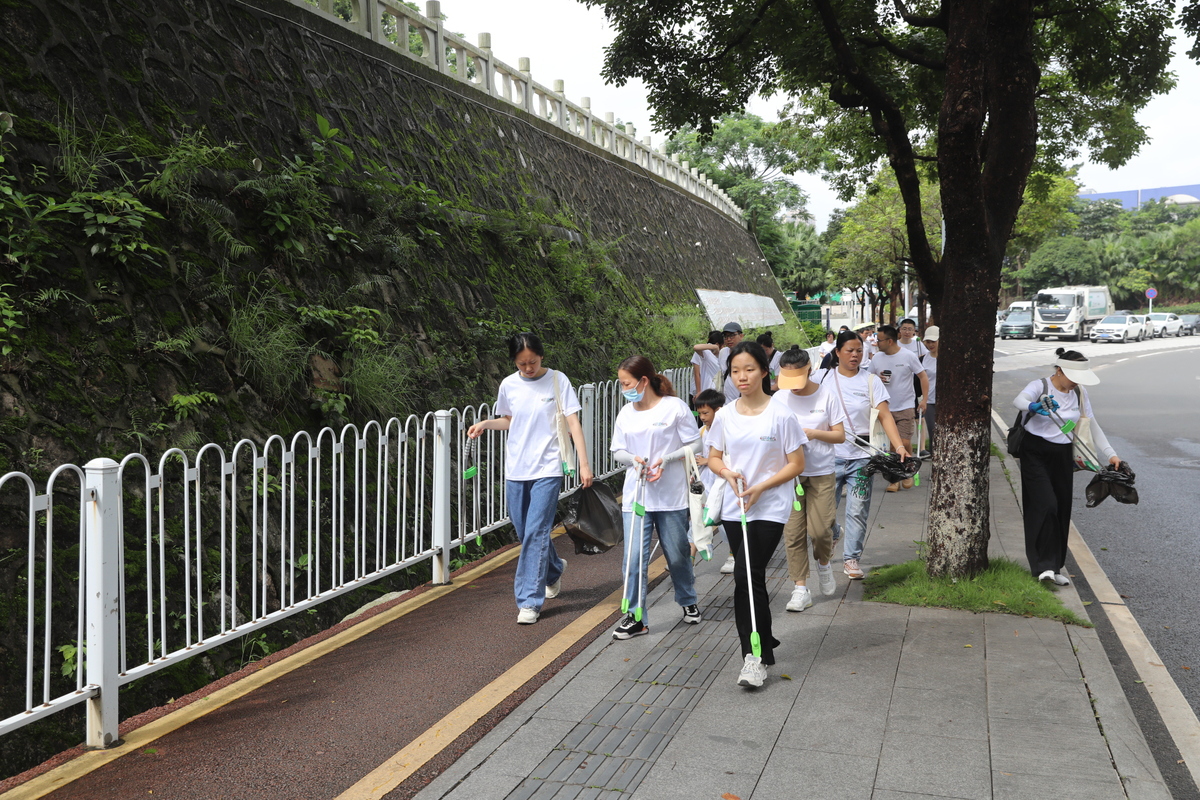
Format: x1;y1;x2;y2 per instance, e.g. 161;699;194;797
1146;287;1157;315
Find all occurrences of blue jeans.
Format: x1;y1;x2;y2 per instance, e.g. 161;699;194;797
621;509;697;625
507;477;564;611
831;457;873;562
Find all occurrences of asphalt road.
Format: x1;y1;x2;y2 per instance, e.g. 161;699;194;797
991;334;1200;717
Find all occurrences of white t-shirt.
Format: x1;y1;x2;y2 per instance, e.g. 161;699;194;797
899;338;929;359
611;396;701;512
767;350;783;377
495;369;581;481
925;354;937;404
817;341;836;358
864;334;879;362
699;426;718;492
770;384;847;476
706;401;807;524
690;349;721;395
815;368;891;460
868;348;925;412
717;347;739;402
1014;379;1093;445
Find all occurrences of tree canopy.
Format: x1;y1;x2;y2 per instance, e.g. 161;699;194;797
584;0;1176;577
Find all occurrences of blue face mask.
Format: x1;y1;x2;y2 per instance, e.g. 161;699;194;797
622;383;644;403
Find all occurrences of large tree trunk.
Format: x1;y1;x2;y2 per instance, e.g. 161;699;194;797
924;0;1038;578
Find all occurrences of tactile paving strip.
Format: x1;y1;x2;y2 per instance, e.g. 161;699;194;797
503;554;790;799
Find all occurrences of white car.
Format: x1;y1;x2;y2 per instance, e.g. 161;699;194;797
1090;315;1146;343
1147;312;1184;337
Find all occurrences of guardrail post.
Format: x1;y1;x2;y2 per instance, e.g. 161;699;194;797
84;458;121;748
578;384;596;475
431;410;452;585
426;1;444;71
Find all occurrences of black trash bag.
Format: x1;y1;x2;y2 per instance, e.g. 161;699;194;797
864;452;922;484
563;483;624;554
1085;461;1138;508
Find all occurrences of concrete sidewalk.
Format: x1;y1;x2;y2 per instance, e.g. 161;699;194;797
414;444;1172;800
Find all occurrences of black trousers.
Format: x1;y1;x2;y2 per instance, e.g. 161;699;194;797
1019;434;1075;576
722;518;784;665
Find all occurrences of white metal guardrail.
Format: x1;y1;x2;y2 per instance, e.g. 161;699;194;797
0;367;693;748
294;0;744;224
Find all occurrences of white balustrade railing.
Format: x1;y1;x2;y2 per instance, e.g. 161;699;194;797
295;0;745;224
0;368;696;747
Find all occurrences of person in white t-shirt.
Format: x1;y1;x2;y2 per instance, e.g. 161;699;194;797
868;324;928;492
813;332;909;580
693;389;731;574
756;332;783;390
707;342;806;689
1012;349;1119;585
921;326;939;456
817;331;837;360
771;347;846;612
467;333;593;626
610;356;704;639
694;321;744;403
691;330;723;398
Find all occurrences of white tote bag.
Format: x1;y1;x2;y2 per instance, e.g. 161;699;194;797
552;370;576;476
684;450;715;558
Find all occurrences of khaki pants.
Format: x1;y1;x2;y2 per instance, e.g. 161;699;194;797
782;473;836;584
891;407;916;453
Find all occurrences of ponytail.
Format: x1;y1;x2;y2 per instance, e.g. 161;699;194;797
618;355;675;398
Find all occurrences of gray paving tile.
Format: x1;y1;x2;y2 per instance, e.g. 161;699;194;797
875;731;991;800
987;676;1094;723
777;700;887;759
871;791;977;800
988;716;1117;780
754;744;877;799
886;685;988;740
484;718;582;778
990;769;1127;800
629;762;759;800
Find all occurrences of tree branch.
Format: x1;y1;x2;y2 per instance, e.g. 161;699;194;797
892;0;947;29
699;0;783;64
855;30;946;70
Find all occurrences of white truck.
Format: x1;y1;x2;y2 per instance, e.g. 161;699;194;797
1033;285;1114;341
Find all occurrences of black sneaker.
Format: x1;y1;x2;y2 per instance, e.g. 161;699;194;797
682;604;701;624
612;614;648;640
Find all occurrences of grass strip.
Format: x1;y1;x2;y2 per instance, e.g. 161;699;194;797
863;557;1092;627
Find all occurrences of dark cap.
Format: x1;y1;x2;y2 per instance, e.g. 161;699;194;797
722;321;743;334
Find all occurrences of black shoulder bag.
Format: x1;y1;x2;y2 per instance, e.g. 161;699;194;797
1006;378;1048;459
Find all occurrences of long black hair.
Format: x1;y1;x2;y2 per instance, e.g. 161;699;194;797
779;344;810;369
725;341;773;395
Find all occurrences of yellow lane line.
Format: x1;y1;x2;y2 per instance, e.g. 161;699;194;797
4;545;529;800
336;556;668;800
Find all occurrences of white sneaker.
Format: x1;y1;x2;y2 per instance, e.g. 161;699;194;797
1052;572;1071;586
720;554;736;574
817;563;837;596
517;607;539;624
545;559;566;599
737;654;767;688
1037;570;1056;583
786;585;813;612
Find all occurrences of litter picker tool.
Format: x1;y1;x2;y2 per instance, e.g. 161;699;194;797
913;409;924;486
621;465;651;621
1041;393;1103;472
736;477;761;659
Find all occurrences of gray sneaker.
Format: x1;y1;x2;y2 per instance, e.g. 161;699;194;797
786;585;813;612
737;654;766;688
817;563;837;596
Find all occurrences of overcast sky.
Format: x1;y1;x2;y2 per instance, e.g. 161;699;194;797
437;0;1200;231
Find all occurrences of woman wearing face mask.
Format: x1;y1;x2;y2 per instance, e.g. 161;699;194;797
609;356;704;640
1013;349;1120;585
814;331;908;580
770;347;846;612
467;332;593;626
707;341;806;688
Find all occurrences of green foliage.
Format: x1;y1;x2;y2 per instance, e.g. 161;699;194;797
1018;237;1102;288
863;557;1092;627
226;293;312;402
0;284;23;356
341;342;415;419
168;391;219;421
